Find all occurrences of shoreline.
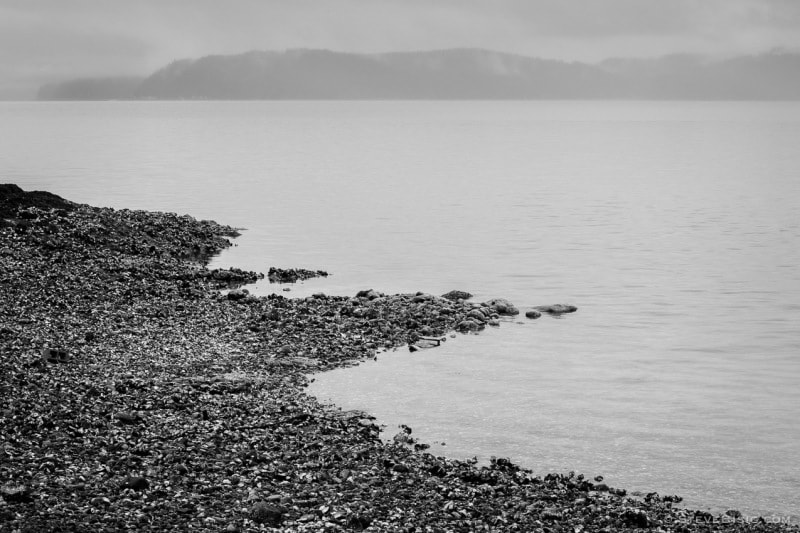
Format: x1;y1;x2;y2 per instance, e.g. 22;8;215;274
1;186;796;531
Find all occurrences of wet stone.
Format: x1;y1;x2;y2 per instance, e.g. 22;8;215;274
535;303;578;315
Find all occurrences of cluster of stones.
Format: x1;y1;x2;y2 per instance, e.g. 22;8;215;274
267;267;329;283
0;185;792;532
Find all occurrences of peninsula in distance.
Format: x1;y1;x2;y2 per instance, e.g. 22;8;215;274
37;48;800;101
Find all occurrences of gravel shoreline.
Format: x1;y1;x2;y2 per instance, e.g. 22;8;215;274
1;186;796;532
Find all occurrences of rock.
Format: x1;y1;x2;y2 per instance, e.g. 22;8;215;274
227;288;248;301
441;290;472;301
483;298;519;316
115;412;139;425
355;289;380;300
347;514;373;530
456;319;484;333
284;356;319;368
541;507;562;520
0;484;33;503
277;345;293;357
467;309;488;322
488;319;500;326
415;338;440;349
267;267;328;283
0;184;74;219
623;508;650;527
120;476;149;491
392;464;410;473
41;347;70;363
392;432;414;445
250;502;283;526
90;496;111;508
524;310;542;319
534;304;578;315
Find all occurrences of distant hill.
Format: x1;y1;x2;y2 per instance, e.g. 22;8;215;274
37;48;800;100
37;76;144;101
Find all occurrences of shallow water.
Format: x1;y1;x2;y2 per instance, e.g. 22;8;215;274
2;100;799;520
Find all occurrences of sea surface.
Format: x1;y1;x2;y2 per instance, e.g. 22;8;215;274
2;100;799;521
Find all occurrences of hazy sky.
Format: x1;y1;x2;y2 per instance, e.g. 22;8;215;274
2;0;800;99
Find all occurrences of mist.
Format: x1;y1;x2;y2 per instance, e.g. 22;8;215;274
2;0;800;99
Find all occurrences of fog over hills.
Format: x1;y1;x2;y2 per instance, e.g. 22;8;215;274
37;48;800;100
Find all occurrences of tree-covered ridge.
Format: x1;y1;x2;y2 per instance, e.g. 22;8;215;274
37;48;800;100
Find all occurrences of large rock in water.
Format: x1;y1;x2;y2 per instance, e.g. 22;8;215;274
535;304;578;315
441;290;472;301
483;298;519;316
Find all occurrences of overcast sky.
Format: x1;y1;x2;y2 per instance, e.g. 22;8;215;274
2;0;800;99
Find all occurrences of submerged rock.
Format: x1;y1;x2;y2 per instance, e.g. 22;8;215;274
535;304;578;315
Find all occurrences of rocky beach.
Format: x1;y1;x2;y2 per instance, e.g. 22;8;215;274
1;185;796;532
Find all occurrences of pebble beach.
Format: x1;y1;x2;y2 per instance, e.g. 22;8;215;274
1;184;797;532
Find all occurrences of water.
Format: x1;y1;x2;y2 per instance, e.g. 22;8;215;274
2;100;799;520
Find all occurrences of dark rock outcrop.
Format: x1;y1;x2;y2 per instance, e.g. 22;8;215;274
0;184;74;219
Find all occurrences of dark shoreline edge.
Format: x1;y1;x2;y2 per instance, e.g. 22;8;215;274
1;187;796;532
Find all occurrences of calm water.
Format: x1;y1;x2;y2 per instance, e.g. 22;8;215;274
2;101;799;520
